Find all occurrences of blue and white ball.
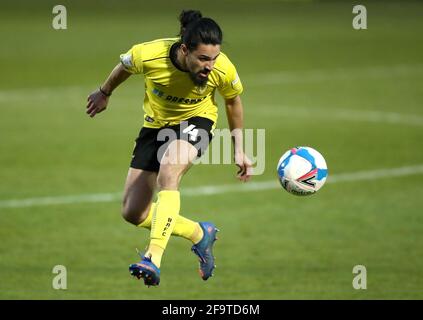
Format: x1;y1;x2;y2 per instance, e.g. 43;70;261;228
277;146;328;196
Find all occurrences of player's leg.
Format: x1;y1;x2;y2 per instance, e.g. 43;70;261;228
129;139;196;286
125;165;207;286
146;138;218;281
129;118;218;285
126;140;206;285
122;168;157;226
122;167;204;243
144;139;198;267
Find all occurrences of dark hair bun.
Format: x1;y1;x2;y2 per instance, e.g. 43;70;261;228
179;10;202;35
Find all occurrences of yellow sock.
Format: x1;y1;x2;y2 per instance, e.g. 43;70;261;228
145;190;180;267
173;215;204;244
138;203;204;244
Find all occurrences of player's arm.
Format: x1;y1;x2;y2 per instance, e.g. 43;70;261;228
86;63;132;118
225;95;253;182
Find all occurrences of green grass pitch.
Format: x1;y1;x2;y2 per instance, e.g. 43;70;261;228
0;0;422;299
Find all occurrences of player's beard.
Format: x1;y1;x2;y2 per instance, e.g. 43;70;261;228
189;70;209;89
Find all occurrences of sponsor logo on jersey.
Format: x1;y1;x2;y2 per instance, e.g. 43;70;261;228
152;88;208;104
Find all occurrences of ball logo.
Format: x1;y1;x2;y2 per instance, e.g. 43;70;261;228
297;168;318;188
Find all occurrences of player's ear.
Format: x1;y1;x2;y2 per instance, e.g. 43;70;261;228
180;44;189;56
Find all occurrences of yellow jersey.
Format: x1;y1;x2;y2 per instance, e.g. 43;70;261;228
119;38;243;129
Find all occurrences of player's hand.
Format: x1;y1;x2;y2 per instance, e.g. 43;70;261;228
235;152;253;182
86;89;109;118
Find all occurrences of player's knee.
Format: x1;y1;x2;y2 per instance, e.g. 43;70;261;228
157;166;181;190
121;201;145;225
121;206;138;225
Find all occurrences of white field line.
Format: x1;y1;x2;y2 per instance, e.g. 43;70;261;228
1;65;422;127
1;164;423;209
255;105;423;127
244;64;423;86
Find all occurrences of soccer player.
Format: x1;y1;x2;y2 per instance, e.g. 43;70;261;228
86;10;252;286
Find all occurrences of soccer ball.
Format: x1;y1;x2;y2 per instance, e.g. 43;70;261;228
277;146;328;196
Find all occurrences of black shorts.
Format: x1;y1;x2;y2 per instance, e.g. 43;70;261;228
130;117;214;172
